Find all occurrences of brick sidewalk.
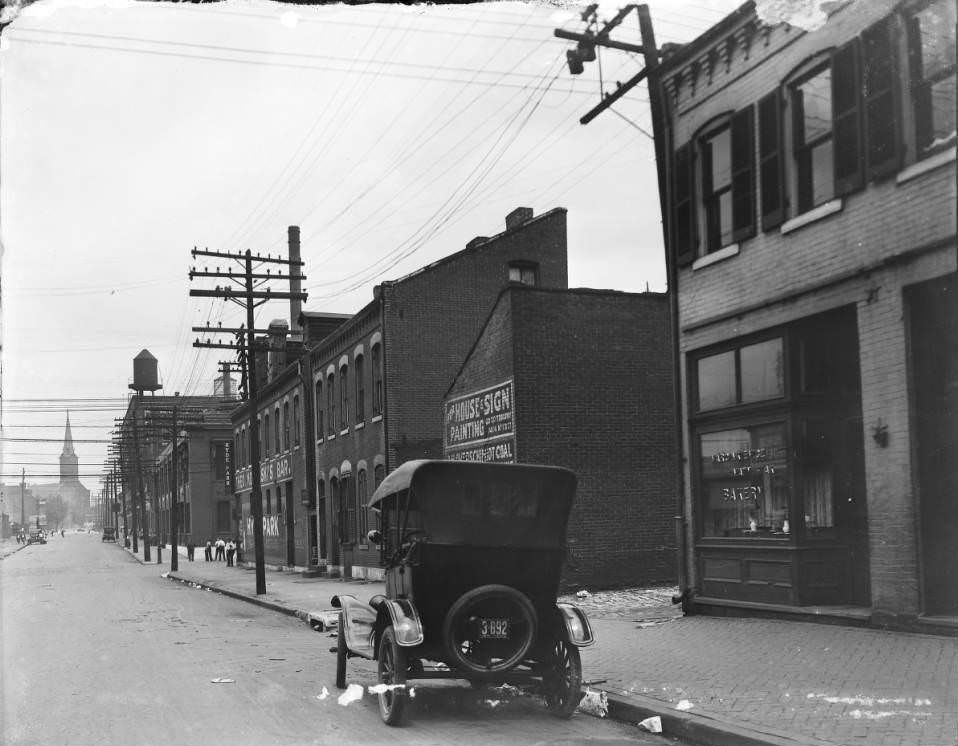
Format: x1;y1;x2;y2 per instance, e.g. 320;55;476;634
140;545;957;746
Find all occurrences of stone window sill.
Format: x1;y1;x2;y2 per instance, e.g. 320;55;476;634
692;243;740;270
354;422;365;431
371;414;383;423
780;198;843;235
896;146;956;185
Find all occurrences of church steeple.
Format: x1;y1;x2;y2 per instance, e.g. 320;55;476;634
62;412;75;456
60;412;78;483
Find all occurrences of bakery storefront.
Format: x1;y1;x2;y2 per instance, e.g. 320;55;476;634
690;306;871;610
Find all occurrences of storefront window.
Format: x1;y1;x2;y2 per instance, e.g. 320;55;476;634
697;351;736;410
697;338;784;411
740;338;784;403
699;423;790;537
798;420;836;537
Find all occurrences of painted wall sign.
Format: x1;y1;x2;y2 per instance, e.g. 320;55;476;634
224;440;234;493
447;438;516;464
235;468;252;492
260;454;292;486
444;379;515;461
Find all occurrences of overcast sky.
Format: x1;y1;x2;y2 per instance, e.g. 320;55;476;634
0;0;743;496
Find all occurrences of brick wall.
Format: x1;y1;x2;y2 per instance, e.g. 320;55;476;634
666;0;958;617
448;287;677;590
383;207;568;468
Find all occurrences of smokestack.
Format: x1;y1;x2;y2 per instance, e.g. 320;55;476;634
288;226;303;341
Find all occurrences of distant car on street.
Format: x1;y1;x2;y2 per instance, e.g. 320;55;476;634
102;527;117;542
28;531;47;545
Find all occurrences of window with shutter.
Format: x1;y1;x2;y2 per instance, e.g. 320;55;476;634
832;39;864;195
759;90;786;230
672;142;695;266
702;126;733;252
907;0;957;157
792;63;835;212
731;105;756;242
863;16;902;178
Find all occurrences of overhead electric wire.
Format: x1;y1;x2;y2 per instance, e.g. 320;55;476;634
308;58;566;301
11;35;589;95
224;11;405;249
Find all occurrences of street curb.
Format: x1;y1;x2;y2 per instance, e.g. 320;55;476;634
605;693;836;746
0;542;29;559
158;568;834;746
166;572;309;623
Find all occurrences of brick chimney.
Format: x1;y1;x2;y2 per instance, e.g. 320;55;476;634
267;319;289;382
505;207;534;231
288;226;303;343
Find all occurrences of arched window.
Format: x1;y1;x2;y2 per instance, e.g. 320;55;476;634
263;412;270;455
372;343;383;416
314;380;324;441
293;395;301;447
357;469;368;541
355;354;365;423
274;406;281;455
283;401;290;451
340;364;349;430
327;373;335;436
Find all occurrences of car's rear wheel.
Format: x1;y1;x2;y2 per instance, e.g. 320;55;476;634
442;584;537;676
544;639;582;718
335;612;347;690
377;627;408;726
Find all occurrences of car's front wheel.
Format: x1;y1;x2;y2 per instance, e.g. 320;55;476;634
544;639;582;718
377;627;408;726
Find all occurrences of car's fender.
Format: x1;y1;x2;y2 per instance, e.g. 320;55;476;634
555;602;595;647
330;594;377;659
370;595;424;647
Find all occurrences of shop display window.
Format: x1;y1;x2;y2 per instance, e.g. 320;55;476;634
699;423;790;537
697;337;784;411
798;420;837;537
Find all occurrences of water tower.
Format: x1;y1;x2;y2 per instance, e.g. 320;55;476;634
129;349;163;395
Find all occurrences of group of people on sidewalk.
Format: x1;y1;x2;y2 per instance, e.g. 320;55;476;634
184;536;238;566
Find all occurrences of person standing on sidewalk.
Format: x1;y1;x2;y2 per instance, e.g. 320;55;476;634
215;537;226;561
225;539;235;567
186;536;195;562
204;538;213;562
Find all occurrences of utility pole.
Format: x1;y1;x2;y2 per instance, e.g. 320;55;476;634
20;468;25;528
130;407;150;562
557;4;689;601
142;404;204;573
189;246;306;595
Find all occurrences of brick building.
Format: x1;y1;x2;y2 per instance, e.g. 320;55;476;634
657;0;956;629
118;391;235;549
155;412;232;548
308;206;569;579
443;286;677;589
231;312;349;570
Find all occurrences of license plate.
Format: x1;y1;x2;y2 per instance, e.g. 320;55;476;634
479;618;509;639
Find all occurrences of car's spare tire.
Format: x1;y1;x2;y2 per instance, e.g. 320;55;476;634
442;584;537;675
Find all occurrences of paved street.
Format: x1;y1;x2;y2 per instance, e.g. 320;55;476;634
0;535;679;746
149;542;958;746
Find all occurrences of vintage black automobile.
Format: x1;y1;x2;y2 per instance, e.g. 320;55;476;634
332;459;594;725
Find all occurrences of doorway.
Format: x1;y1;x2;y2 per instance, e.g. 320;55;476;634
908;274;958;616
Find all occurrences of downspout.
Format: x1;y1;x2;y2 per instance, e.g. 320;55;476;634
300;350;318;568
378;285;391;473
638;6;691;607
